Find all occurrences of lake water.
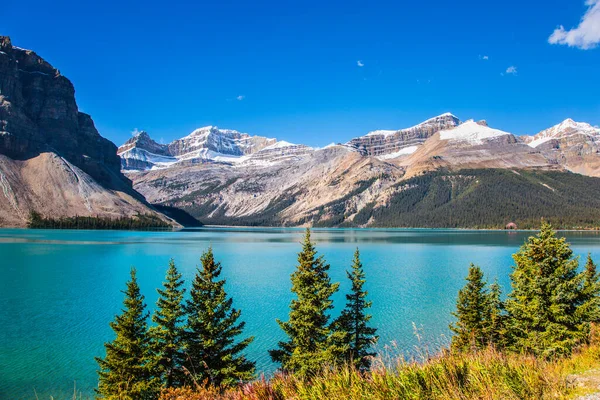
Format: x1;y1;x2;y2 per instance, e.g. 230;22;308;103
1;227;600;399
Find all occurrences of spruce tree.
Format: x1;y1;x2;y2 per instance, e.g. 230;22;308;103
149;259;186;388
332;248;378;370
578;254;600;326
183;248;255;387
269;228;341;377
484;279;505;347
505;222;587;357
96;268;155;399
450;264;496;351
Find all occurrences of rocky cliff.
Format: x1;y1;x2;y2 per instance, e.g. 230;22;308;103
0;36;172;227
346;113;461;157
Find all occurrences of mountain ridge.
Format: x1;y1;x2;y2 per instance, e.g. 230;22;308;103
121;113;600;228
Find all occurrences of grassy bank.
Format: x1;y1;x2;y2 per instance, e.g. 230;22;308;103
156;337;600;400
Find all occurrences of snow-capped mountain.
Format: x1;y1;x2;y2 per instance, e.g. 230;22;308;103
522;119;600;177
117;127;311;170
523;118;600;149
346;113;461;157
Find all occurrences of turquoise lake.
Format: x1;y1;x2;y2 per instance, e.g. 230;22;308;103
2;227;600;399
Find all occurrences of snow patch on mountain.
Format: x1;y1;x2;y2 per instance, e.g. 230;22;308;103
366;130;397;137
377;146;419;160
439;120;511;145
260;140;297;150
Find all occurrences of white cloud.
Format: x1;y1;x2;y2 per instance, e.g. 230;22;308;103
479;54;489;60
131;128;141;136
505;66;518;75
236;95;245;101
548;0;600;50
357;60;364;67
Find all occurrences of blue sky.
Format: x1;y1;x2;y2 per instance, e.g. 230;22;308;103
3;0;600;147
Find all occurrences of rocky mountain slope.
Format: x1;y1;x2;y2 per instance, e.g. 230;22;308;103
122;114;600;228
522;119;600;177
0;36;172;227
347;112;461;157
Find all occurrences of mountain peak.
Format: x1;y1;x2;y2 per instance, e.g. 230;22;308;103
0;36;12;50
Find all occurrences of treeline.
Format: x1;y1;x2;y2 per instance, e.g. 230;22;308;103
95;229;377;398
95;223;600;399
360;169;600;229
27;211;171;230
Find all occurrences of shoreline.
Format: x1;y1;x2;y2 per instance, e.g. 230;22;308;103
1;225;600;233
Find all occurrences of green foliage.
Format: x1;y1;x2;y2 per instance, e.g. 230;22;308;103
505;222;590;357
486;280;506;348
331;248;378;370
270;228;341;377
149;260;186;388
450;265;504;352
366;169;600;229
578;254;600;327
28;211;171;230
183;248;255;387
96;268;156;399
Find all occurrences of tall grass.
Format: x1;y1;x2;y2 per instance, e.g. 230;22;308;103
157;343;600;400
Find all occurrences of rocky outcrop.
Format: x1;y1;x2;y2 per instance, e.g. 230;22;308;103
0;36;133;193
0;36;172;227
346;113;461;157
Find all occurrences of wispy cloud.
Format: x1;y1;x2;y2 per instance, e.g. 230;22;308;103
549;0;600;50
505;66;518;75
357;60;364;67
131;128;142;136
479;54;489;60
236;95;245;101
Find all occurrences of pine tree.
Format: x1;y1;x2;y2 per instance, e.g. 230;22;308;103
96;268;155;399
332;248;378;370
269;228;341;377
505;222;588;357
149;259;186;388
578;254;600;326
484;279;505;347
183;248;255;387
450;264;496;351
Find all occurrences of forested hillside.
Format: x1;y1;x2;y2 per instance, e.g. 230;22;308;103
183;168;600;229
352;169;600;229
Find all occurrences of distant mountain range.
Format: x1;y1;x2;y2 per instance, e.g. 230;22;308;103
118;111;600;228
2;35;600;229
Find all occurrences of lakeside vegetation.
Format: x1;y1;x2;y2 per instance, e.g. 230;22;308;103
27;211;172;230
94;223;600;399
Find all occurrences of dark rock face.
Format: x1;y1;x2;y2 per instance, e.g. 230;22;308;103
0;36;133;193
